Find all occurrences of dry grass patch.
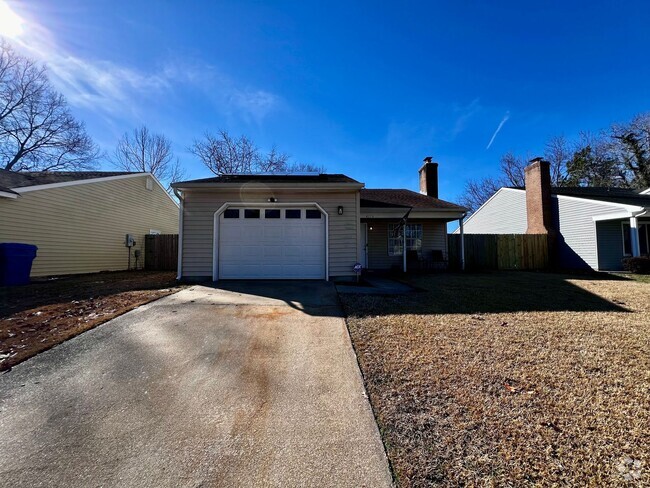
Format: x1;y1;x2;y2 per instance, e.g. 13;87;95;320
342;272;649;487
0;271;182;371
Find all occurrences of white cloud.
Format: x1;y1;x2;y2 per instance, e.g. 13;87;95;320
163;60;281;123
451;98;481;137
5;2;280;123
486;111;510;150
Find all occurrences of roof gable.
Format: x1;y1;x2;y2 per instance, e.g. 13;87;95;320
0;169;141;189
508;185;650;208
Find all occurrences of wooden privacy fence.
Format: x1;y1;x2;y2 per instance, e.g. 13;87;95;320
448;234;549;271
144;234;178;271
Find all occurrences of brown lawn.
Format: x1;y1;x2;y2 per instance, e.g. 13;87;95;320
341;272;650;487
0;271;182;371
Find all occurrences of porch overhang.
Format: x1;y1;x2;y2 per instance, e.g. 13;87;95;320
361;207;465;221
592;207;648;222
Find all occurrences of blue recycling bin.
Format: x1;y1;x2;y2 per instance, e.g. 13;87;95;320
0;243;38;286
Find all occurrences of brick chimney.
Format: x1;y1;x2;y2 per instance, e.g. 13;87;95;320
525;158;554;234
419;157;438;198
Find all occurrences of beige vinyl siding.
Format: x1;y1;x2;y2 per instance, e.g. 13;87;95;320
365;219;447;270
180;188;359;278
0;175;179;277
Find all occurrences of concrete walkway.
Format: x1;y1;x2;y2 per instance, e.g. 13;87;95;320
336;277;415;295
0;281;392;488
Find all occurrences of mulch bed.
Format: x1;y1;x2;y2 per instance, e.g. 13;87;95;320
341;272;650;487
0;271;181;371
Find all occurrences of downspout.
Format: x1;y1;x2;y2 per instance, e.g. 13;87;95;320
174;188;184;281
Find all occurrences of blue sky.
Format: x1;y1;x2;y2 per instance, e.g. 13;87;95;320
4;0;650;203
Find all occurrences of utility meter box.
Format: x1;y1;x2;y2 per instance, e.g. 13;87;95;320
125;234;136;247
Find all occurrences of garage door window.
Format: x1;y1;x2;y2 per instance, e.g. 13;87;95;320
305;209;321;219
285;209;301;219
244;209;260;219
224;209;239;218
265;209;281;219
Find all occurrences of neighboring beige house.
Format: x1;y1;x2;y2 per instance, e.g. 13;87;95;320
171;159;466;281
0;170;179;277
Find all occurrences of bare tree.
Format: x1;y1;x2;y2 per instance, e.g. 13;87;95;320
112;125;185;190
461;139;572;212
458;176;503;213
0;39;98;171
287;162;327;173
190;129;324;175
190;130;260;175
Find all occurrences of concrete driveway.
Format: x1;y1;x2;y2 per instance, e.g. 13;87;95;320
0;281;392;488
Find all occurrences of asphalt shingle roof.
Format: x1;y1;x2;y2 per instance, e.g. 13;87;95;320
360;189;466;211
510;186;650;207
0;170;140;189
172;173;361;186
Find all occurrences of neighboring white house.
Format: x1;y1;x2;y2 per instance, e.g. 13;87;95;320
171;159;467;281
0;170;179;277
456;161;650;271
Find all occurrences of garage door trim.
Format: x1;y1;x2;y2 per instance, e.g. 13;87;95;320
212;202;329;281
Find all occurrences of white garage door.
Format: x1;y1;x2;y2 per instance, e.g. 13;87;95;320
218;207;326;279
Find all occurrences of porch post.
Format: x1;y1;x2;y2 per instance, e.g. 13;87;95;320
459;216;466;271
630;216;641;257
403;226;407;273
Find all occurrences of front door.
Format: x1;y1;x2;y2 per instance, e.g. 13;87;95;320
360;223;368;268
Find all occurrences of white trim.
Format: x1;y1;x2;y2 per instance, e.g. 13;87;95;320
552;192;642;211
630;217;641;257
592;211;636;222
15;173;146;192
12;172;179;208
0;190;18;199
641;188;650;195
212;202;329;281
176;193;184;280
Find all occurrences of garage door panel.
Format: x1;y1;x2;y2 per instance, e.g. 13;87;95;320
219;208;326;279
264;226;283;239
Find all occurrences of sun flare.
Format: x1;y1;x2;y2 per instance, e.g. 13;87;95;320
0;1;25;39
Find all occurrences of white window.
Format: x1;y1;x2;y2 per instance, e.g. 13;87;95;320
388;223;422;256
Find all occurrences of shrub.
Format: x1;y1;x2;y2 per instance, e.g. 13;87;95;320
622;256;650;274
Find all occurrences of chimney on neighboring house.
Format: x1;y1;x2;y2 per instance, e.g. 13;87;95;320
419;157;439;198
525;158;554;235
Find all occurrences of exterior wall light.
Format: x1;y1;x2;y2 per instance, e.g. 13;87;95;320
338;206;344;215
